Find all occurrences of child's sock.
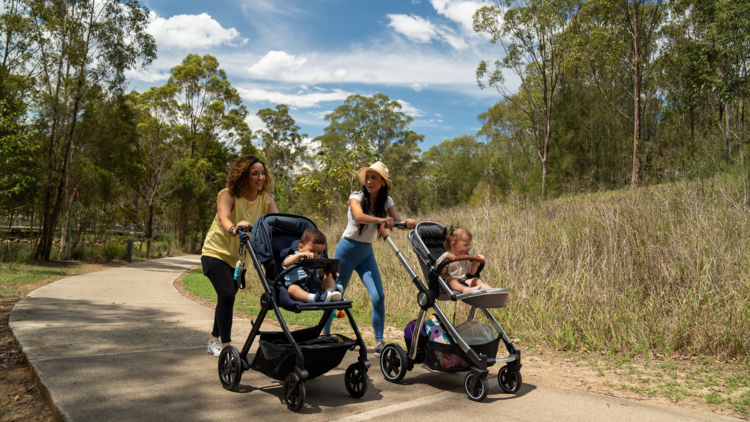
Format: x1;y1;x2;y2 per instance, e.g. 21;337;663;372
307;293;316;303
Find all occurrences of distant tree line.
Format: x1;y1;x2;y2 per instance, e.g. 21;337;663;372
1;0;749;260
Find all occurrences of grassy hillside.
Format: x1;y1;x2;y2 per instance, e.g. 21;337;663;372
187;174;749;358
328;174;750;358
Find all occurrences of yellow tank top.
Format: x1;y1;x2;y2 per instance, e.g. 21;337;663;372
202;189;271;266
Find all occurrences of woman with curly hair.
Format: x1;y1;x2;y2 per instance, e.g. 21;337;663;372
201;155;279;356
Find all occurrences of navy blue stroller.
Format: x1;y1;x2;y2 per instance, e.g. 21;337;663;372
217;213;370;411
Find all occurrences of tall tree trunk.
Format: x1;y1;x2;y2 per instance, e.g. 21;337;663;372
145;203;154;258
726;103;733;164
631;8;642;188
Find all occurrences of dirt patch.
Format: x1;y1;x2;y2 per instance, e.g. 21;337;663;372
519;348;748;420
0;261;123;422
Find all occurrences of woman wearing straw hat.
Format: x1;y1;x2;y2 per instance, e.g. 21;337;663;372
322;161;416;357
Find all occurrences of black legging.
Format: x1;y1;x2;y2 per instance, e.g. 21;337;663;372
201;256;239;343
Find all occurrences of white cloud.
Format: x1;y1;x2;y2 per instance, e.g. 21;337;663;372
148;12;248;49
410;83;428;92
247;51;308;77
125;68;170;83
396;100;426;117
238;87;353;108
245;114;266;132
387;13;468;50
309;110;334;119
331;68;348;79
429;0;486;32
387;14;438;43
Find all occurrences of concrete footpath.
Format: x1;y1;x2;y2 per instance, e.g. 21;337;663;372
10;256;740;421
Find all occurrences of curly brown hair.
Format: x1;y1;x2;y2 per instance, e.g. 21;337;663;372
443;226;472;251
226;155;274;198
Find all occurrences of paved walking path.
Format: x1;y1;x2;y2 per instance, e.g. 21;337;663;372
10;256;741;421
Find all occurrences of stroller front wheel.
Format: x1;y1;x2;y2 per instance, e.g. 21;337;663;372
464;373;489;402
380;343;408;383
345;362;369;398
218;346;242;391
498;365;522;394
283;373;306;411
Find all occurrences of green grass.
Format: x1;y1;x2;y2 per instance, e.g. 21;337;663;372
0;261;104;298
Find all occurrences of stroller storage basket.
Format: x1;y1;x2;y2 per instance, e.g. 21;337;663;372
422;337;501;372
252;330;356;381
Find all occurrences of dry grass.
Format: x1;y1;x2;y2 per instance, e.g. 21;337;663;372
317;174;750;359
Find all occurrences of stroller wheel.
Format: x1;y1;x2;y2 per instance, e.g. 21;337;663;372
283;373;306;412
380;343;407;383
218;346;242;391
345;362;369;398
464;373;489;402
498;365;522;394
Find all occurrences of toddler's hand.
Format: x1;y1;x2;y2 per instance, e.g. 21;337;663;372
300;252;315;260
446;253;457;261
477;254;485;261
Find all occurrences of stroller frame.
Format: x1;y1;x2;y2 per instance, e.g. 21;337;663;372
378;222;522;401
217;213;370;411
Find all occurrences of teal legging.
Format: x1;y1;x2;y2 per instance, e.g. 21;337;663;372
323;237;385;341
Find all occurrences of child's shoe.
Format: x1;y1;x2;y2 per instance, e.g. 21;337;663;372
329;289;342;302
314;290;333;302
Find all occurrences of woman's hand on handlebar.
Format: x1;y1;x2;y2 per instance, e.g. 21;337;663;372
381;216;394;229
234;220;251;235
404;219;416;230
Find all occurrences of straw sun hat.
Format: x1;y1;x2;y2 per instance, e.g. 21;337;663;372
357;161;392;191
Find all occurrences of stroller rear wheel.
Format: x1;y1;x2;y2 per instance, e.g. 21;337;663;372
218;346;242;391
283;373;306;412
498;365;522;394
464;373;489;402
344;362;369;398
380;343;408;383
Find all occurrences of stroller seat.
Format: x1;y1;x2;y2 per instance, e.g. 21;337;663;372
409;222;510;308
261;221;353;313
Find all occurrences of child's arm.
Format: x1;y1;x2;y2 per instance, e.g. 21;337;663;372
469;254;485;275
439;253;457;276
283;251;314;267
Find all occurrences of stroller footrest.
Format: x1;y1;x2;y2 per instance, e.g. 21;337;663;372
288;300;353;313
456;288;511;308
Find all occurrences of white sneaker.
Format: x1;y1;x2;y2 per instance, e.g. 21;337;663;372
207;339;221;357
329;289;342;302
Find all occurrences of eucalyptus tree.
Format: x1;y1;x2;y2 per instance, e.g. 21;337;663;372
256;103;306;181
162;54;251;247
120;88;178;257
167;54;252;157
567;0;666;187
320;93;413;157
474;0;572;199
22;0;156;260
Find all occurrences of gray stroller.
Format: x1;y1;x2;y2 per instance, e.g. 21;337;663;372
378;222;522;401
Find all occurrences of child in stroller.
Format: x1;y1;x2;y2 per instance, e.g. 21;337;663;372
437;226;491;293
281;229;342;303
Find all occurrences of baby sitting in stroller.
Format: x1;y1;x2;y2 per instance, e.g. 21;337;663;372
437;226;491;293
281;229;343;303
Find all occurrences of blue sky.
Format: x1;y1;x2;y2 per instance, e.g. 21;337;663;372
127;0;517;152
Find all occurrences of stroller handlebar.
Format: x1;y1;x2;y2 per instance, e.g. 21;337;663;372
379;222;408;238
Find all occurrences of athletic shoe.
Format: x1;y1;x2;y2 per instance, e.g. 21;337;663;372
207;339;221;357
329;289;343;302
314;290;333;302
374;341;385;357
